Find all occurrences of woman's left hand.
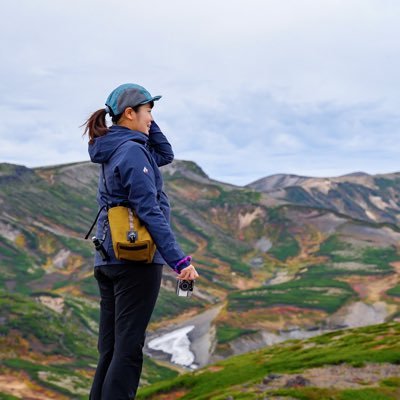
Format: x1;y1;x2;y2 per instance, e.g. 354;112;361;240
177;264;199;281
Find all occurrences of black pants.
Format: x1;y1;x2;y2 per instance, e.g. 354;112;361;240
89;263;163;400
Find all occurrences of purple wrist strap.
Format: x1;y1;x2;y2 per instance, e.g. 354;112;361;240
174;256;192;273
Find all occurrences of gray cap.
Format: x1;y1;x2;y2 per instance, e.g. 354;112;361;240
105;83;162;116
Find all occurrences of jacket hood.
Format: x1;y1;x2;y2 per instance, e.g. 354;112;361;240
89;125;148;164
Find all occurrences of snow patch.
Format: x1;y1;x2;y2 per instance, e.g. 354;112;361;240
148;325;196;368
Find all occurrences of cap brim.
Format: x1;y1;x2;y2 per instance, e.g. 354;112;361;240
140;95;162;105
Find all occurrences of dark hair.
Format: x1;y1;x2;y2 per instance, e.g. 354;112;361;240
83;101;154;144
83;108;109;144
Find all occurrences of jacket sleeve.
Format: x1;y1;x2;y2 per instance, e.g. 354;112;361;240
118;144;189;272
148;121;174;167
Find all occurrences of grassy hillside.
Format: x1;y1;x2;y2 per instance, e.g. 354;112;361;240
137;322;400;400
1;160;400;399
0;290;178;399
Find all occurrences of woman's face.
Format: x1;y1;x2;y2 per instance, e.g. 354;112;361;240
123;103;153;135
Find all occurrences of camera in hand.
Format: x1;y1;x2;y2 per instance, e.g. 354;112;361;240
176;279;194;297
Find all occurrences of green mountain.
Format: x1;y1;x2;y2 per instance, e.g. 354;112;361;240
0;161;399;399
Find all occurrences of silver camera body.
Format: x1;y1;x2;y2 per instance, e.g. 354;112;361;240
176;279;194;297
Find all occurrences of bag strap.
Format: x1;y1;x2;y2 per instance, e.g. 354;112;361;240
84;205;107;239
84;164;110;240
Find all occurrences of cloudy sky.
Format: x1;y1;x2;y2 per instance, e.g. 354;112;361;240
0;0;399;185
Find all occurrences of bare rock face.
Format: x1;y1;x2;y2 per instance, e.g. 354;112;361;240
247;171;400;225
284;375;311;388
0;221;21;242
263;373;282;384
248;173;311;192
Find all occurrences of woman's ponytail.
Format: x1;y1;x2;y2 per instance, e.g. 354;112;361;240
83;109;109;144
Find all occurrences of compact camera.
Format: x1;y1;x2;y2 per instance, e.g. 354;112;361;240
176;279;194;297
92;236;109;261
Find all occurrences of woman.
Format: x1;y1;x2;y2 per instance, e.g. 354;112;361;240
83;83;199;399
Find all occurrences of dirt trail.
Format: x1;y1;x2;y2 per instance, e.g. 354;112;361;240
283;228;327;277
365;262;400;302
294;229;324;261
341;261;400;303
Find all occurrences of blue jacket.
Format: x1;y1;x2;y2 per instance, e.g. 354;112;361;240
88;122;191;272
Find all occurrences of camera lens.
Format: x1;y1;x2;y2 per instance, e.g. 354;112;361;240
179;280;190;290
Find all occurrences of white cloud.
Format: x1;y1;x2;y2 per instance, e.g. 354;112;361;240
0;0;399;184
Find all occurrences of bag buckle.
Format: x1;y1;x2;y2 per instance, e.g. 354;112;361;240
127;231;138;243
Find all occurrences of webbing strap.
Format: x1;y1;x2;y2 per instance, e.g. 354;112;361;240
128;208;135;231
84;205;106;239
83;163;111;240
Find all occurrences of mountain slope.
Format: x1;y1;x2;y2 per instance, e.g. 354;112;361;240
1;161;400;399
137;321;400;400
247;171;400;225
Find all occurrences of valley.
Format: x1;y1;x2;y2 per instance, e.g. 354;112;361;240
0;160;399;399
